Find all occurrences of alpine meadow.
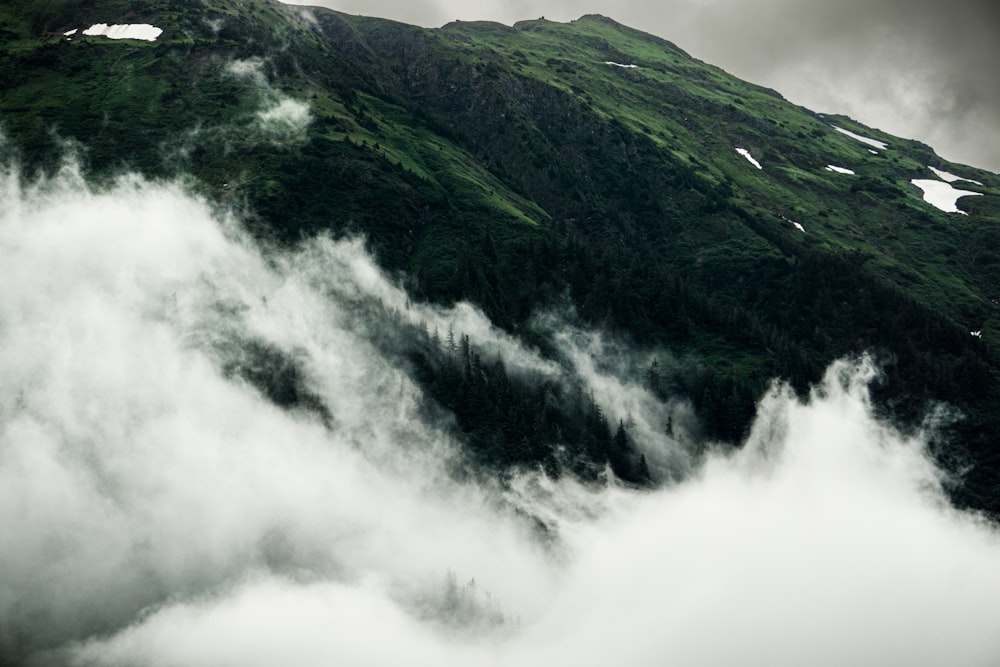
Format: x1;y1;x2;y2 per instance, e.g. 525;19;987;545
2;1;1000;665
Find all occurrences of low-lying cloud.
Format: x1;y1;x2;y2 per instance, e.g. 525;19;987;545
531;312;698;480
2;158;1000;666
256;97;312;137
0;157;554;660
227;57;312;141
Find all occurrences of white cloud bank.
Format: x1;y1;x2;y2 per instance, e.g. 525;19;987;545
2;160;1000;666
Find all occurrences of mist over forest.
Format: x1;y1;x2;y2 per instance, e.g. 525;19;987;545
0;157;998;666
3;1;1000;664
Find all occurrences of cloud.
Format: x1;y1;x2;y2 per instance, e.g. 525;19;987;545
256;97;312;137
227;57;271;86
226;57;312;141
163;57;314;160
516;359;1000;666
0;158;554;660
37;356;1000;667
530;311;698;480
717;0;1000;170
290;237;560;379
61;576;472;667
2;159;1000;666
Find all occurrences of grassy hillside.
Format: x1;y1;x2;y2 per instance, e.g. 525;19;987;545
2;0;998;513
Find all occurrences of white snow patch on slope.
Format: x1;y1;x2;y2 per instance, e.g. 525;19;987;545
825;165;855;175
779;215;804;233
911;179;982;214
604;61;637;68
971;331;983;338
63;29;78;37
735;148;762;170
82;23;162;41
833;126;888;150
868;149;879;155
928;166;983;186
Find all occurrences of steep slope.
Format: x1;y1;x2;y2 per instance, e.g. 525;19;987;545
327;11;999;337
1;0;998;512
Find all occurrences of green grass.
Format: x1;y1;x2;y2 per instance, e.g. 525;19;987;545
5;2;996;345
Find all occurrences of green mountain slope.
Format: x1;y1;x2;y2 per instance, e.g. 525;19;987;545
2;0;998;512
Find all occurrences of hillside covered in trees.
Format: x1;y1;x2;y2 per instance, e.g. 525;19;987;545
2;0;999;514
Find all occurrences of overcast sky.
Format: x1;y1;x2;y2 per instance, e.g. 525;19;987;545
283;0;1000;173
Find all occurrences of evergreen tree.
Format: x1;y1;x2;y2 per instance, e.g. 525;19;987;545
609;419;630;479
645;358;661;394
637;453;651;483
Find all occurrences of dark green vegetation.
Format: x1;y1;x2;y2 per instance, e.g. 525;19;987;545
2;0;999;513
399;318;653;485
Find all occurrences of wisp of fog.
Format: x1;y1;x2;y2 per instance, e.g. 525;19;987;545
1;157;999;667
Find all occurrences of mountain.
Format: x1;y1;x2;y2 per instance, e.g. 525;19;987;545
2;0;998;512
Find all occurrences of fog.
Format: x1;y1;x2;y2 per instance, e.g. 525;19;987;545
227;58;312;140
531;312;698;479
2;158;1000;666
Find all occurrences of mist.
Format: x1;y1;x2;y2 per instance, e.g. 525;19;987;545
2;157;1000;666
530;312;699;480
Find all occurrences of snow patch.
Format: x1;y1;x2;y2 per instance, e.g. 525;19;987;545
63;29;78;37
928;166;982;186
825;165;855;175
604;61;637;68
832;126;888;150
971;330;983;338
735;148;762;170
868;149;878;155
779;215;805;233
81;23;162;41
910;179;982;214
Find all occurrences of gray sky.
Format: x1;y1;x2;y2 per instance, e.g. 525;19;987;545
283;0;1000;173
